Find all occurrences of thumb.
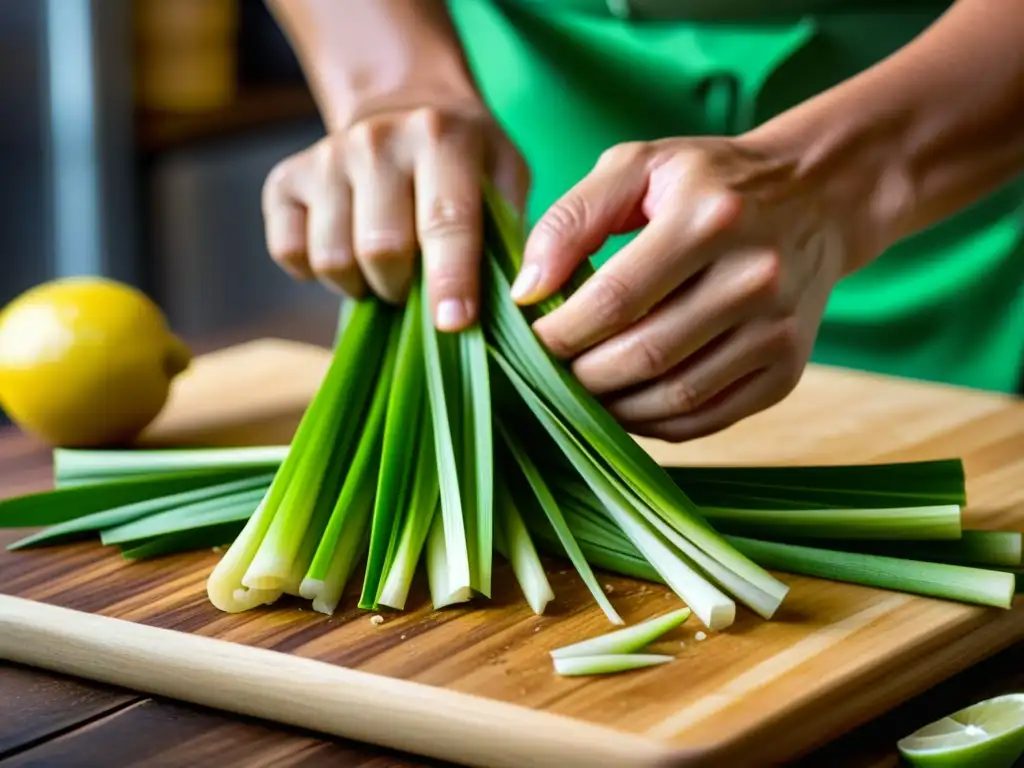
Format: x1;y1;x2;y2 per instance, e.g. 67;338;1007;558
513;144;649;305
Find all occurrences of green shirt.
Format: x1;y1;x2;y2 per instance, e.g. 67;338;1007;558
447;0;1024;394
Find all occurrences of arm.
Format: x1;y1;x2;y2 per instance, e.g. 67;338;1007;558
261;0;528;329
512;0;1024;442
743;0;1024;273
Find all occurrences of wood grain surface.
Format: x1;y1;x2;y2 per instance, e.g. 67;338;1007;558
2;338;1022;767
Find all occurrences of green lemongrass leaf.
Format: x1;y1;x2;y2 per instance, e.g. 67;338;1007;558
460;325;493;597
100;486;269;545
300;318;401;615
685;482;964;512
334;298;356;348
480;252;785;612
727;536;1015;609
207;299;386;613
243;301;392;592
527;517;664;585
828;530;1023;568
119;522;246;560
53;446;287;486
6;472;271;550
421;275;472;600
376;409;440;610
666;459;966;507
493;471;554;616
425;511;472;609
499;419;623;625
2;468;259;535
553;654;674;677
359;291;426;610
550;607;691;660
701;504;962;541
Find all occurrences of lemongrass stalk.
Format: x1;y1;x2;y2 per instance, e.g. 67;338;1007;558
1;468;251;532
550;607;691;659
376;413;441;610
425;512;472;609
53;446;288;486
492;350;737;630
118;521;245;559
834;530;1023;568
460;325;493;597
299;326;399;615
421;275;473;598
243;301;391;591
499;421;623;625
6;472;271;550
701;504;963;541
727;536;1015;609
100;486;268;545
207;299;385;613
493;472;554;616
359;292;427;610
553;654;674;677
481;248;786;613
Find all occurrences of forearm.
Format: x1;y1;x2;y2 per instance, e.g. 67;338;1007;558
265;0;480;130
742;0;1024;271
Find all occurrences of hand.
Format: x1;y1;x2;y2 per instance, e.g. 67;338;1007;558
261;102;529;331
512;138;856;442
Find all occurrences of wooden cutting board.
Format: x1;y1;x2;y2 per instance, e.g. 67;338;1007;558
2;338;1023;768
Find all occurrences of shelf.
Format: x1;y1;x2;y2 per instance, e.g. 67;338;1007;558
136;83;321;155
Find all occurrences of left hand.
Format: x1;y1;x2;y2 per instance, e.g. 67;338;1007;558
511;137;857;442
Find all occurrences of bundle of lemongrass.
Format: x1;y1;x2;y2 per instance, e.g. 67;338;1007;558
1;188;1019;632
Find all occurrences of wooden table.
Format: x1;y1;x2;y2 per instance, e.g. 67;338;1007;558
2;313;1023;768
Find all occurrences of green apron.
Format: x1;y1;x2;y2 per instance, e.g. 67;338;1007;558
447;0;1024;394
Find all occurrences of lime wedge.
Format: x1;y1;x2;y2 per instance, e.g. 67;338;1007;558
897;693;1024;768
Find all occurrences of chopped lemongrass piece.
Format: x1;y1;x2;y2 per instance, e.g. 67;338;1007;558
493;472;554;616
421;274;473;602
499;420;623;625
700;504;962;540
550;607;691;659
553;654;674;677
360;290;427;610
836;530;1023;567
299;317;401;615
727;536;1016;609
53;446;287;486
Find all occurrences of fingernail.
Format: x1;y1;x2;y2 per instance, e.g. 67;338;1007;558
436;299;469;331
510;264;541;302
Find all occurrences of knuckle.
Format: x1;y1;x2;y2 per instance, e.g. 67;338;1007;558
420;196;479;241
626;335;672;378
737;248;783;307
356;233;414;265
667;378;702;415
588;272;637;328
597;141;647;169
766;316;802;359
347;119;392;157
536;194;591;245
409;106;453;145
262;156;298;210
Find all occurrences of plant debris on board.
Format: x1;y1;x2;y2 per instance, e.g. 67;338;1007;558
1;188;1018;653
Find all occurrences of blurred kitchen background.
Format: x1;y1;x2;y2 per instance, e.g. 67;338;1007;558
0;0;340;346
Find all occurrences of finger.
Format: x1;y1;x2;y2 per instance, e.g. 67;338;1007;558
607;317;796;423
489;142;531;216
262;155;314;281
415;134;485;332
514;145;651;306
531;186;741;360
572;247;781;394
347;125;416;304
625;362;799;443
306;172;366;298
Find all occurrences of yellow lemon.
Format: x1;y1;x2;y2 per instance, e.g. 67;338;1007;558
0;277;192;447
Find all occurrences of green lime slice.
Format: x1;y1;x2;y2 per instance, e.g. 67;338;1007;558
898;693;1024;768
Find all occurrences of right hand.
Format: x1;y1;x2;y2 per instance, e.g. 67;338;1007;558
261;103;529;331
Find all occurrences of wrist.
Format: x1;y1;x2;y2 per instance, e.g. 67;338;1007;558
738;88;916;275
